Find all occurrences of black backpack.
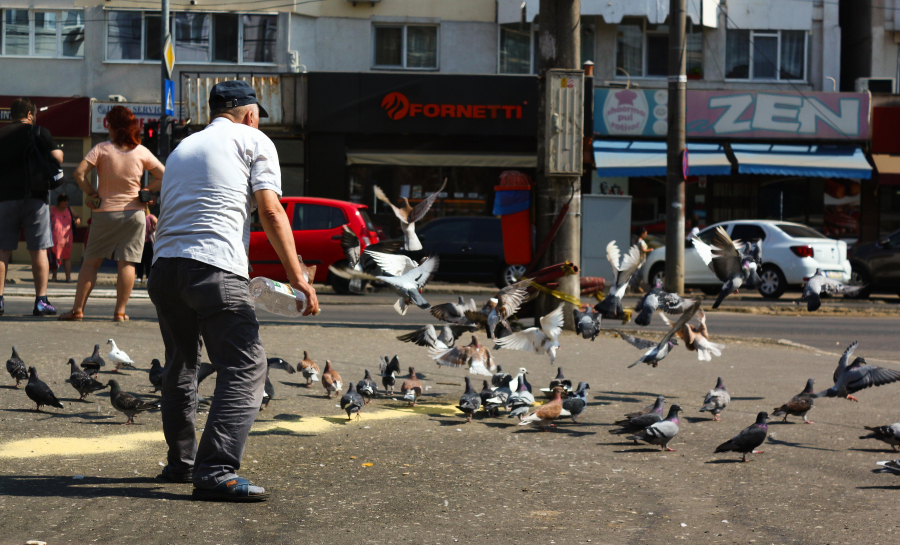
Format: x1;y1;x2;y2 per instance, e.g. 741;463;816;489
25;124;64;193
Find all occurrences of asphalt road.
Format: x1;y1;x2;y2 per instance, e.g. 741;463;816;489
6;295;899;362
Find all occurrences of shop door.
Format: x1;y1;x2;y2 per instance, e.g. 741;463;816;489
292;203;349;283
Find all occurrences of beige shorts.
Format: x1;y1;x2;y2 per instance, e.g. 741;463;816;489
84;210;146;263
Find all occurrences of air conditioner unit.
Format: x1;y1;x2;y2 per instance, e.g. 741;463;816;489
855;77;896;94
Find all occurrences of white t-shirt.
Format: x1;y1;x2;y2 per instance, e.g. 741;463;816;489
153;117;281;278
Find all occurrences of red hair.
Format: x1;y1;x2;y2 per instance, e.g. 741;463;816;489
106;106;142;149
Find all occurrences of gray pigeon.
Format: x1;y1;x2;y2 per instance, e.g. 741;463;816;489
801;269;864;311
357;370;378;404
562;382;590;423
458;377;482;423
814;342;900;401
397;324;476;349
860;424;900;452
108;379;159;424
772;378;816;424
549;367;572;392
715;411;769;462
66;358;107;400
506;373;535;420
6;346;27;388
611;396;666;443
692;227;755;309
573;305;601;340
25;367;64;411
623;395;666;419
595;241;643;320
340;382;364;421
148;359;163;393
633;280;685;326
464;280;532;339
484;374;513;417
80;344;105;376
620;333;679;369
699;377;730;421
330;256;439;315
430;296;478;325
626;404;683;451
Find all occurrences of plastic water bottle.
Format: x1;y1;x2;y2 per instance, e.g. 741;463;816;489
248;277;307;317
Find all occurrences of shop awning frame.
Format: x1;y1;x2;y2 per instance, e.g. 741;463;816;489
732;144;872;180
593;140;732;178
346;151;537;168
872;154;900;185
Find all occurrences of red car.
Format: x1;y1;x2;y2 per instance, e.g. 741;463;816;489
248;197;379;291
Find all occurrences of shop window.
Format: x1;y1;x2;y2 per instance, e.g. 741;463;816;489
293;204;347;231
725;29;807;81
374;24;439;70
1;9;84;57
616;17;702;78
106;10;276;64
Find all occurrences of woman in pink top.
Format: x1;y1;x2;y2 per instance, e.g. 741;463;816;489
50;193;81;282
60;106;164;321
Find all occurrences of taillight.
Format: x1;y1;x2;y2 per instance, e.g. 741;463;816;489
790;245;814;258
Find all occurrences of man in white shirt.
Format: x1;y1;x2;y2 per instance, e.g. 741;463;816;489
148;80;318;502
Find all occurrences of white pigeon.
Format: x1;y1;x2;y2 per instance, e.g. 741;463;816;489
495;304;565;365
366;250;418;277
107;339;134;372
330;256;439;315
507;367;529;393
373;180;447;251
595;241;643;320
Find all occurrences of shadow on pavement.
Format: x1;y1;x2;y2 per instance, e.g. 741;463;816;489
0;475;190;500
705;459;747;464
766;437;837;452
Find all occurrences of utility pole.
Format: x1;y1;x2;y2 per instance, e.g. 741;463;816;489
159;0;171;159
664;0;687;295
536;0;581;330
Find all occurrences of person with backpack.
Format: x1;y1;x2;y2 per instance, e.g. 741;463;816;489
0;98;64;317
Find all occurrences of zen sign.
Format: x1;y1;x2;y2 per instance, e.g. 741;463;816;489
595;89;870;141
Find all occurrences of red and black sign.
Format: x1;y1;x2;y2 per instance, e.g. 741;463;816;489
307;73;537;136
0;96;90;138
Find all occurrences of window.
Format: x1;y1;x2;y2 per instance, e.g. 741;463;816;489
418;219;471;244
730;224;767;242
776;223;827;239
1;9;84;57
499;23;593;75
373;24;438;70
726;29;807;81
292;205;347;231
106;11;277;64
615;17;702;78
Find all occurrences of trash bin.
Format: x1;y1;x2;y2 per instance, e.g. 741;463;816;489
494;171;533;266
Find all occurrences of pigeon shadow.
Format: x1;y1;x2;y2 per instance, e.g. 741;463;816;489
766;437;837;452
280;381;311;389
611;448;662;453
849;447;900;454
857;484;900;490
684;416;716;424
0;475;190;500
705;459;746;464
249;427;315;437
730;396;765;401
767;420;799;425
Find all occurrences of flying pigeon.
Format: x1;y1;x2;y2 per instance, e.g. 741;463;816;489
715;411;769;462
66;358;107;400
633;279;686;326
495;304;564;365
814;342;900;401
860;424;900;452
374;179;447;251
661;309;724;361
80;344;105;376
400;367;423;406
397;324;476;349
874;459;900;474
107;379;158;425
260;375;276;411
357;370;378;404
699;377;730;421
626;404;683;451
610;395;666;442
465;279;532;339
595;241;643;320
330;256;440;315
380;355;400;395
506;373;535;420
562;382;590;423
619;332;679;369
107;339;135;372
518;387;571;431
573;304;601;341
340;383;364;421
148;359;163;393
6;346;27;388
772;378;816;424
458;377;482;423
321;360;343;399
430;296;478;325
25;367;64;412
801;269;865;312
338;224;404;293
428;335;497;376
692;226;758;309
298;351;320;386
267;357;296;376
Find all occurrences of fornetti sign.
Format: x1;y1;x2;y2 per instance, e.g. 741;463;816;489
595;89;870;141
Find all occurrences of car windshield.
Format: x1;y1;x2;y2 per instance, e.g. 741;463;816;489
776;223;827;239
358;208;377;233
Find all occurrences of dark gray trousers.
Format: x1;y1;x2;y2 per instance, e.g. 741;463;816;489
147;257;266;488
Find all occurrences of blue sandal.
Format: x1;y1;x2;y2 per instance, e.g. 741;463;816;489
192;477;269;502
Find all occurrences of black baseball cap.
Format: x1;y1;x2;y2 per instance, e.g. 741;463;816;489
208;80;269;118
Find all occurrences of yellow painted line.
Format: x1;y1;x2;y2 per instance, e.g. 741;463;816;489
0;403;460;459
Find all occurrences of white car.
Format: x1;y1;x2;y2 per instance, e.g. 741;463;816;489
641;220;851;299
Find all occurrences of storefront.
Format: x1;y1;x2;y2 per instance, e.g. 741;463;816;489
591;88;872;241
304;72;539;235
869;98;900;239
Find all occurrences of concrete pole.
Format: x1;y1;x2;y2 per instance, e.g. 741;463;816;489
664;0;686;295
536;0;581;330
159;0;170;159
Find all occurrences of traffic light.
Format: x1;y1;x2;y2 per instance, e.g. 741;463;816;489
170;122;194;150
143;121;159;155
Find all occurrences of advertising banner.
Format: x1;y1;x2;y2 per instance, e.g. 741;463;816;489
91;102;184;134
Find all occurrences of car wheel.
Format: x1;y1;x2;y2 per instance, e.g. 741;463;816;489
649;263;665;287
847;264;872;299
497;264;527;288
758;266;787;299
328;263;354;295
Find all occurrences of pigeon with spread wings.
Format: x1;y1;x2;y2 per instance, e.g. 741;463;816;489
373;179;447;251
430;296;478;324
660;308;724;361
595;241;643;320
495;304;565;365
465;279;532;339
692;226;755;309
801;269;865;312
330;256;439;315
429;335;497;376
396;324;476;349
814;342;900;401
338;225;404;293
